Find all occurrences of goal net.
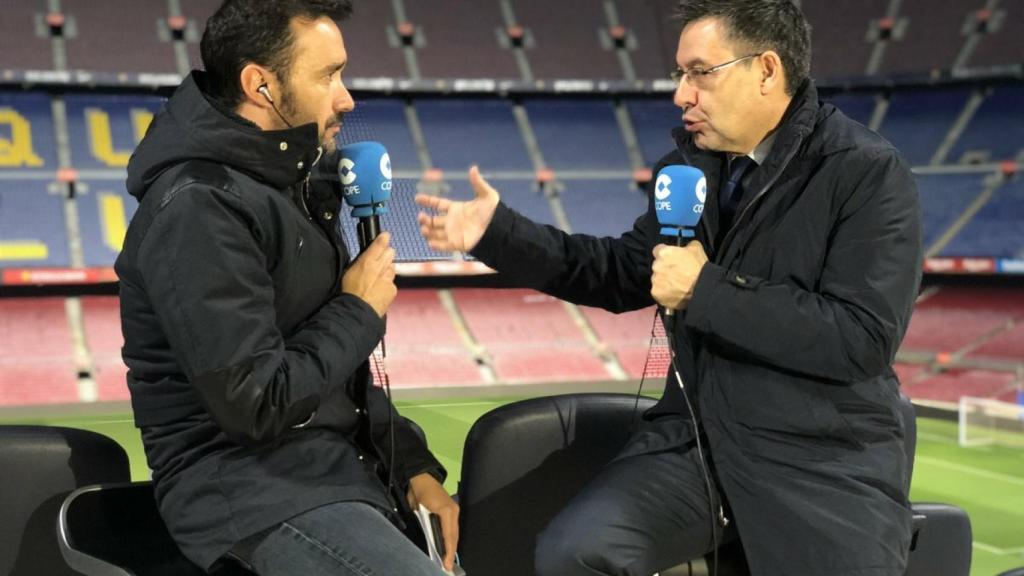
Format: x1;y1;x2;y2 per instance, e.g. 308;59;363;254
958;395;1024;448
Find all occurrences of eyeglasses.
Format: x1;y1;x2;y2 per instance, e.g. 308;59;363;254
670;53;763;89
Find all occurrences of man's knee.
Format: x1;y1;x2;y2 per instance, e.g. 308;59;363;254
534;515;615;576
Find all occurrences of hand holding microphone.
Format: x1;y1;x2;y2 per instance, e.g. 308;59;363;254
338;142;396;317
651;165;708;315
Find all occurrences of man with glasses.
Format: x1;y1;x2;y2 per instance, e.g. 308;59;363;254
417;0;921;574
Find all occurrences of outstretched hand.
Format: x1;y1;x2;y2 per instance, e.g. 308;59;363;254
415;166;500;253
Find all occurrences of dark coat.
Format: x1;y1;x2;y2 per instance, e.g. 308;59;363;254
117;72;443;570
471;81;922;575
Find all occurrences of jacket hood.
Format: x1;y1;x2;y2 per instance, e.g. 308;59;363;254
126;71;323;200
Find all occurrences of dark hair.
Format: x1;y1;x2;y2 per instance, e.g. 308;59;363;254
677;0;811;95
200;0;353;109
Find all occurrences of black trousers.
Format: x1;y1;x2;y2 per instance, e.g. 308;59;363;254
534;421;748;576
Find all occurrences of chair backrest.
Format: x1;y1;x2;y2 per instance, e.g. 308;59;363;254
457;393;657;576
59;481;213;576
0;425;130;576
899;392;917;491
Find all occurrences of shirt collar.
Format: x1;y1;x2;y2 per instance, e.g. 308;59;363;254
747;131;778;166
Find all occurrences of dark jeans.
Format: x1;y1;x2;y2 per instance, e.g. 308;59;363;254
534;438;746;576
244;501;446;576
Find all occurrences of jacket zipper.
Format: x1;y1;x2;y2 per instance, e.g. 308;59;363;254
298;174;313;222
717;142;803;260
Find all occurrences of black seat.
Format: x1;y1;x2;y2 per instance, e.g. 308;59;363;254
456;392;657;576
900;394;973;576
59;481;254;576
0;425;130;576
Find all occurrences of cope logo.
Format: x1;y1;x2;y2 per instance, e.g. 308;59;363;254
380;153;392;180
654;173;672;201
339;158;356;186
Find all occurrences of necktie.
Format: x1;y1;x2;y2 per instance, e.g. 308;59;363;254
719;156;754;232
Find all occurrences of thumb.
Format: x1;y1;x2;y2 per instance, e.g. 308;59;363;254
364;231;391;257
469;165;498;201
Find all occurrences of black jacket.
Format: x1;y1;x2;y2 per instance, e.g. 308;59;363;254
117;72;443;570
472;81;922;575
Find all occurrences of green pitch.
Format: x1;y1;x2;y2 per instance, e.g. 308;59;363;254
5;398;1022;575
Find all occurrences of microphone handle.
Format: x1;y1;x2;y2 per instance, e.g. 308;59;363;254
663;233;684;317
357;214;381;253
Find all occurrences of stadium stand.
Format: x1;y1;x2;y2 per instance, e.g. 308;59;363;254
511;0;624;80
964;1;1024;69
80;296;130;402
0;0;54;71
75;180;136;269
612;0;678;81
338;0;407;80
802;0;891;79
878;87;972;166
559;179;647;237
821;91;878;128
525;99;632;171
0;181;70;269
61;0;178;74
374;289;484;388
578;306;660;379
179;0;221;70
942;174;1024;257
451;288;611;383
343;98;421;172
0;298;79;406
902;368;1019;404
946;85;1024;164
416;98;533;171
625;98;682;168
877;0;973;76
0;91;59;170
916;173;992;250
62;94;165;171
966;321;1024;364
902;285;1024;355
403;0;520;80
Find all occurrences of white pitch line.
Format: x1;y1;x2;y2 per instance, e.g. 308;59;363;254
972;542;1024;556
401;400;507;409
915;455;1024;487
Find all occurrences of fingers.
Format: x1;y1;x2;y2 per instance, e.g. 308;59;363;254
440;507;459;571
414;193;450;212
361;231;391;260
653;243;667;259
468;165;497;200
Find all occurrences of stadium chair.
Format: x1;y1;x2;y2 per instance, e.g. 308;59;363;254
455;392;658;576
58;481;253;576
0;425;130;576
902;395;974;576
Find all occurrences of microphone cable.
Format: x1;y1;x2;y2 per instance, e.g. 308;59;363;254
642;307;723;576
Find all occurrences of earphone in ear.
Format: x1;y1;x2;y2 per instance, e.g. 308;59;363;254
258;84;273;103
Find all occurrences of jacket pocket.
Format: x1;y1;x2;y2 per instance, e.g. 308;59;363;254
722;362;864;461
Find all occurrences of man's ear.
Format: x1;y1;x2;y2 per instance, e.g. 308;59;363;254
758;51;785;95
240;64;274;108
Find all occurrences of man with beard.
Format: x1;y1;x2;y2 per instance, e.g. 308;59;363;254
117;1;457;574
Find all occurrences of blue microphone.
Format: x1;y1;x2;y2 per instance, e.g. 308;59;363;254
654;164;706;240
339;141;393;251
653;165;706;316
